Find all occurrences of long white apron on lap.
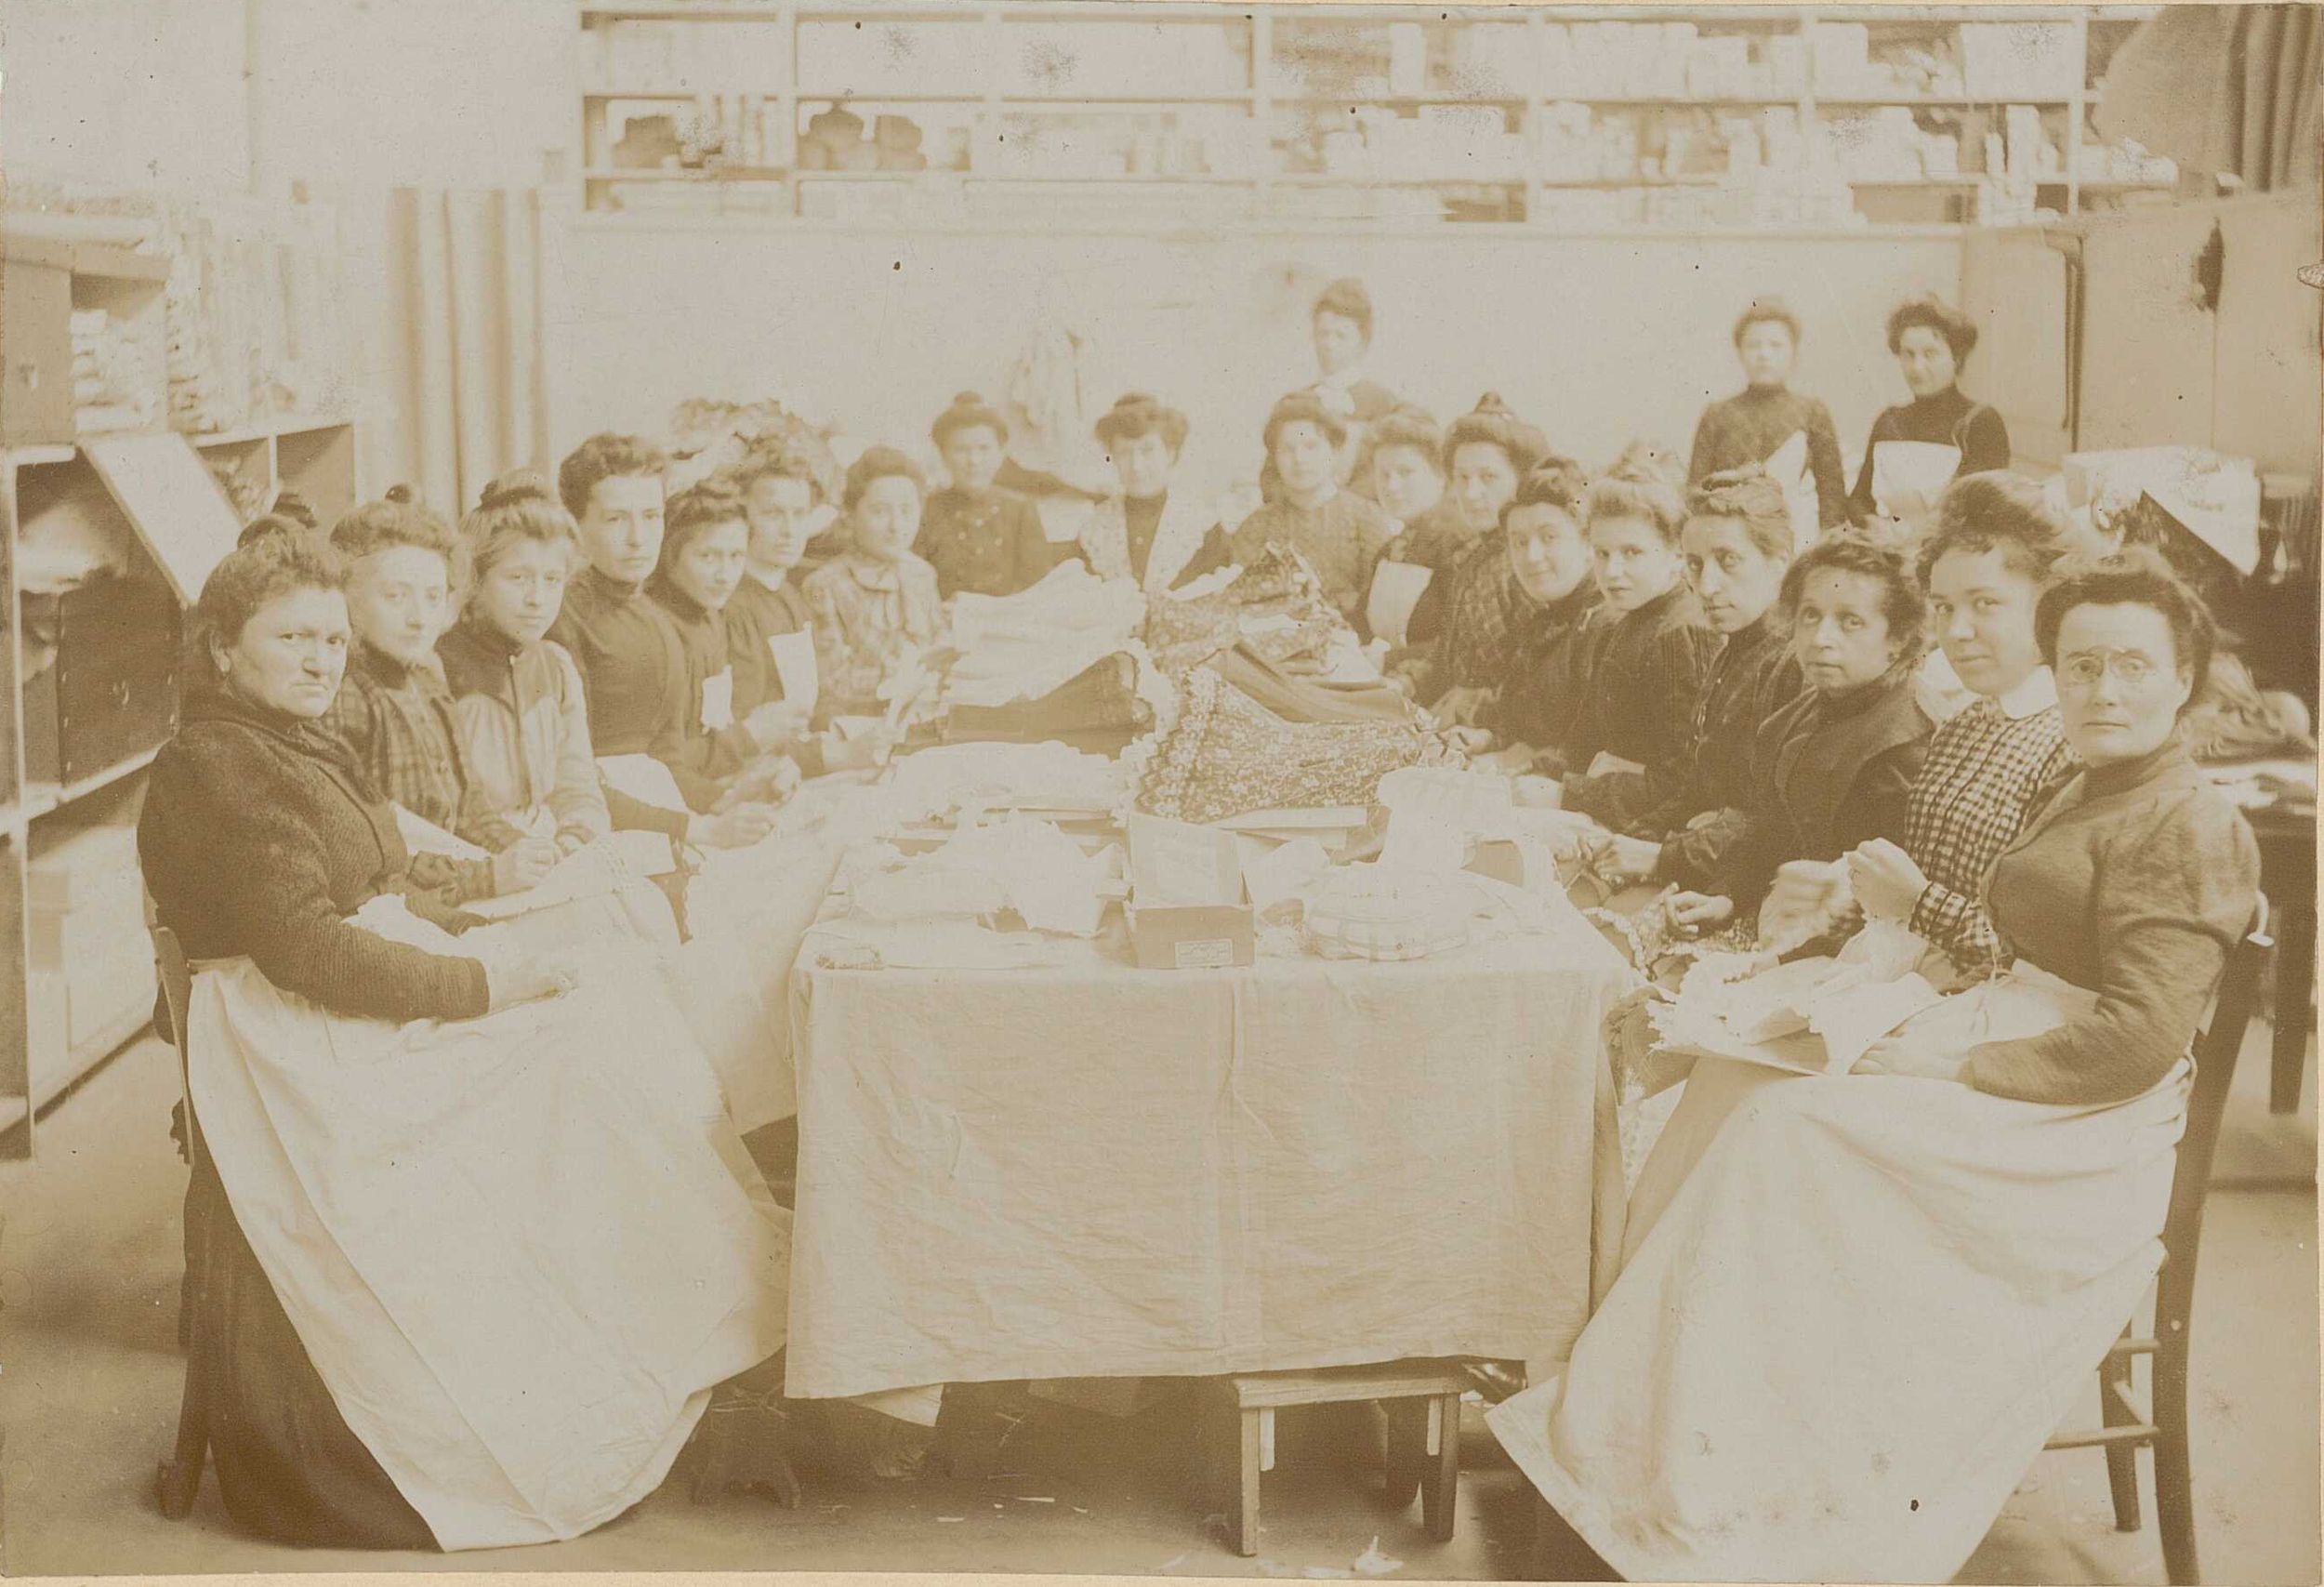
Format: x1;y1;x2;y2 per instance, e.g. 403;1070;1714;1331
1488;1047;2187;1583
186;899;792;1551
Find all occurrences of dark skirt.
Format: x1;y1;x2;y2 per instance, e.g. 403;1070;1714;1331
186;1158;437;1550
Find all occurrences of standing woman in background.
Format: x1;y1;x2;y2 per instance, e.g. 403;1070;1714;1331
1078;391;1214;594
1688;298;1848;533
1850;295;2012;528
916;391;1053;599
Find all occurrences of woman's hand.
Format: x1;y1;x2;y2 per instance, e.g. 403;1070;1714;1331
489;835;560;897
1433;684;1495;727
1606;835;1664;884
1666;892;1735;932
689;802;779;850
744;699;813;751
485;951;583;1012
1851;1037;1965;1081
1844;839;1927;923
822;723;900;772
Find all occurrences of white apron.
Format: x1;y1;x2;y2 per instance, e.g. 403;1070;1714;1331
187;898;791;1550
1489;970;2187;1583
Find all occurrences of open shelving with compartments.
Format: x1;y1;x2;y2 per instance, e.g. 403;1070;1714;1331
575;3;2172;230
2;411;360;1156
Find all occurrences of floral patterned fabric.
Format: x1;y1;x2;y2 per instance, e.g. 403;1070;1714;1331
1134;665;1458;824
801;551;944;720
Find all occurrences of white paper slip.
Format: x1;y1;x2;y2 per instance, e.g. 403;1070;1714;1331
1763;429;1819;551
1365;559;1433;649
766;629;820;716
1126;813;1245;907
597;754;689;812
1585;750;1646;780
700;668;736;733
393;805;490;860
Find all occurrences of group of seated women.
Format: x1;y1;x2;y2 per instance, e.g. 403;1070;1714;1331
134;271;2265;1574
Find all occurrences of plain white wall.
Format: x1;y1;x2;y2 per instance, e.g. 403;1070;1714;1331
0;0;250;192
547;218;1963;501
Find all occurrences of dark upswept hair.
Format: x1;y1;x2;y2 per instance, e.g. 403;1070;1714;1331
660;480;750;569
930;390;1010;448
1781;531;1928;650
1443;392;1547;477
2035;546;2218;706
1885;294;1979;363
462;469;575;589
1365;405;1446;471
1584;461;1688;546
841;444;928;511
1732;297;1802;348
1312;277;1374;342
1686;466;1793;561
1092;390;1189;456
330;493;458;566
1917;470;2084;589
732;443;826;506
1262;389;1348;454
196;518;344;659
557;432;668;520
1501;456;1591;526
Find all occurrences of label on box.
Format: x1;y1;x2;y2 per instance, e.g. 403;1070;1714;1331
1174;938;1236;970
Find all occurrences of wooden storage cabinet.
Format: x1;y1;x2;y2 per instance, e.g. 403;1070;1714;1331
18;577;179;787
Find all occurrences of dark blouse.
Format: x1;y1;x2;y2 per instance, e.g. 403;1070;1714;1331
1688;385;1848;530
1711;663;1933;910
1395;501;1486;647
1968;739;2260;1105
1562;584;1721;821
1426;533;1523;696
1492;583;1604;760
1631;615;1807;890
548;566;736;813
1202;491;1397;633
1847;386;2011;522
916;484;1053;599
1121;494;1166;585
723;571;815;717
138;691;489;1024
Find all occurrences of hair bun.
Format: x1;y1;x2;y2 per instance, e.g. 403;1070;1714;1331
236;513;310;549
1472;391;1510;414
951;391;985;408
1701;463;1770;489
477;469;552;513
1112;390;1156;412
382;483;416;506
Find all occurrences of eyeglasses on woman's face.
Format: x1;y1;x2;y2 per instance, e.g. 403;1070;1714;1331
2056;647;2159;691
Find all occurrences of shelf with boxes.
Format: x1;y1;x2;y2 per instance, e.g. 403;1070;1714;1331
2;425;359;1157
576;3;2173;230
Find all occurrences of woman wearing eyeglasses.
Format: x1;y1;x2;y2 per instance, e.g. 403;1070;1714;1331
1492;548;2259;1583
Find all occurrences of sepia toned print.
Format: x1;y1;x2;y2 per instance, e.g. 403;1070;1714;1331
0;3;2317;1584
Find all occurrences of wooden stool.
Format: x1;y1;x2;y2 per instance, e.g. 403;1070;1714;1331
1214;1361;1467;1557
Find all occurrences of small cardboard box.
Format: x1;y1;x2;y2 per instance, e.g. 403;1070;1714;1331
1128;902;1255;970
1126;813;1256;970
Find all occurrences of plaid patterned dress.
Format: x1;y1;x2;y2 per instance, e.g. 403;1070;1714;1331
1902;671;2077;977
323;643;496;905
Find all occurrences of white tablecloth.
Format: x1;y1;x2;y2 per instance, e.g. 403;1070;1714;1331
782;916;1631;1400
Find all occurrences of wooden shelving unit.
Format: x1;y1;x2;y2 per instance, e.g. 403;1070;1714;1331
1;410;360;1157
574;3;2171;230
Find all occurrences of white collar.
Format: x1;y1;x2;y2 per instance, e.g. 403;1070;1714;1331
1993;667;2059;721
745;563;794;593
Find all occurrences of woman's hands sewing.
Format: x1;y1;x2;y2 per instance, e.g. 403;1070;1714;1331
743;698;814;753
1431;684;1496;728
490;835;560;897
486;950;586;1012
1844;839;1929;924
1666;891;1736;931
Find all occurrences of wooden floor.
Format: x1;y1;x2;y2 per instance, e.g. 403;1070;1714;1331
1;1029;2314;1583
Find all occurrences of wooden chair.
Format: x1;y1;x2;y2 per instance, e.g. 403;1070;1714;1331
2041;898;2275;1587
1210;1360;1467;1557
146;918;210;1521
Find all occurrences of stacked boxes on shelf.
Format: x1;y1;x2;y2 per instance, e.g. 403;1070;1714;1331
1539;20;1806;99
24;817;156;1108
